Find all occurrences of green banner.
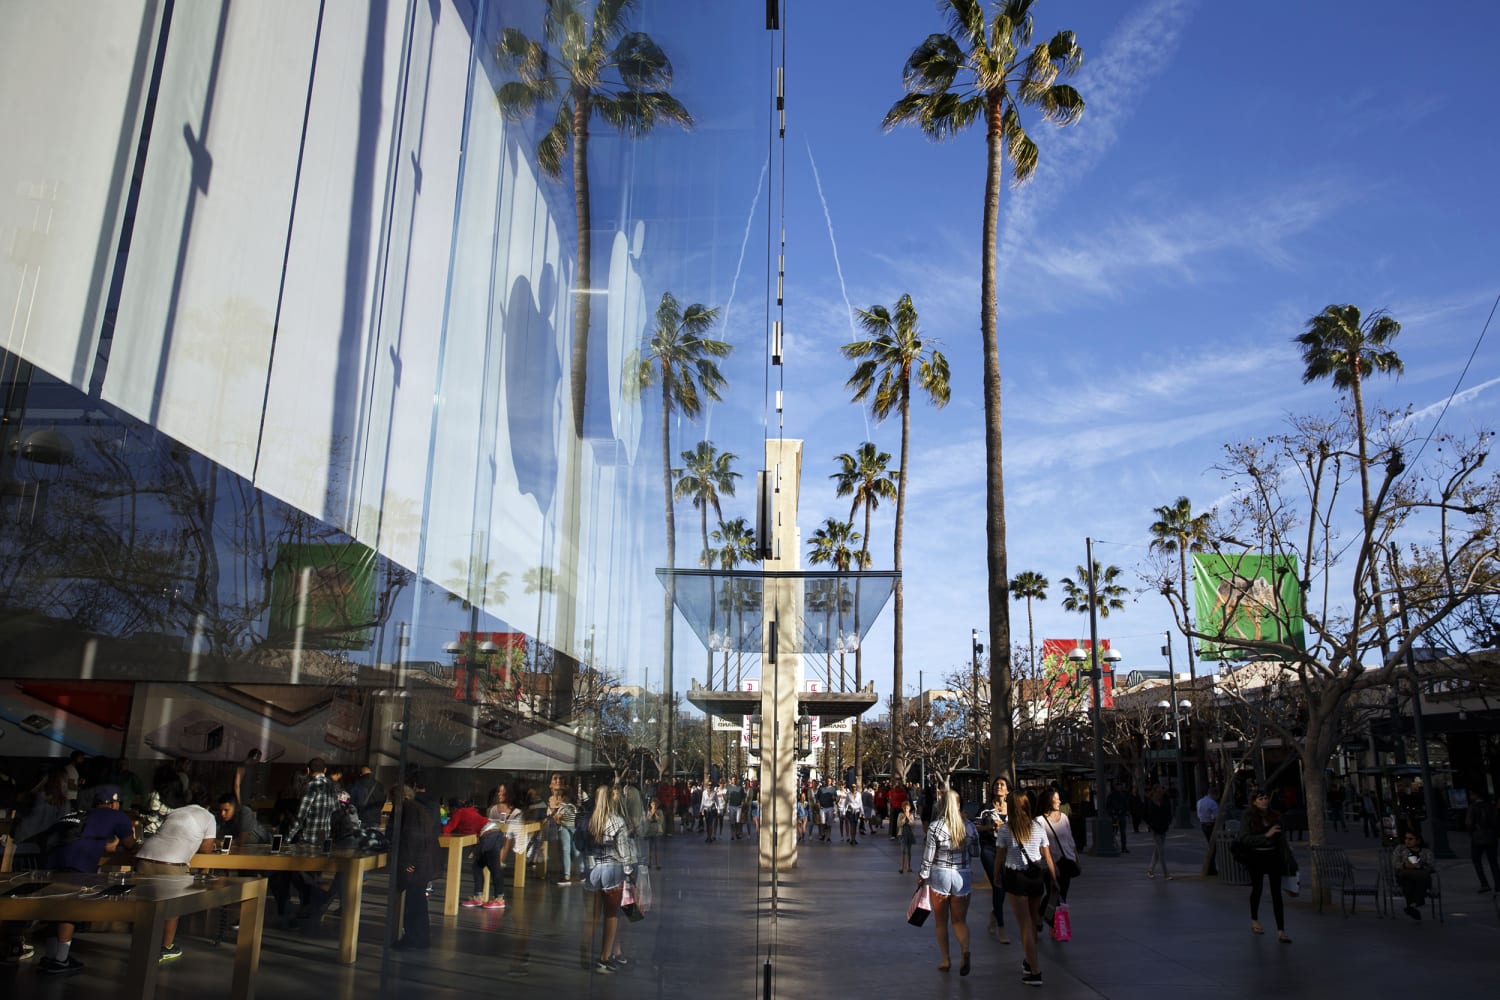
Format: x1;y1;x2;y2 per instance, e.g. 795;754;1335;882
1191;553;1303;660
268;542;378;650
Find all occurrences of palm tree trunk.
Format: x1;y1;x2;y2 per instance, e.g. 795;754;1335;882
659;377;681;785
892;388;910;783
982;94;1015;781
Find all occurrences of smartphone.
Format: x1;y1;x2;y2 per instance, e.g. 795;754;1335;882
2;882;51;897
100;883;136;897
218;835;233;854
321;837;333;855
270;833;284;853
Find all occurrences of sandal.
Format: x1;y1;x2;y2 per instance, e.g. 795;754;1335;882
1251;922;1264;935
1278;933;1292;944
938;960;951;972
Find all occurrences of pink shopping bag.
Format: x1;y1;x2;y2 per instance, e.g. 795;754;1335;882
907;884;931;927
1051;901;1072;941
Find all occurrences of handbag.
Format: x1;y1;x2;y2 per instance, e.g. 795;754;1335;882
1281;873;1300;897
621;881;645;922
907;884;932;927
1051;902;1072;942
1005;841;1045;896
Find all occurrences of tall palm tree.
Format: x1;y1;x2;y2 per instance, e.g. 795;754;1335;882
631;292;728;778
1295;305;1403;530
884;0;1084;780
1061;561;1128;617
711;517;758;689
1148;497;1213;680
831;442;899;784
843;294;949;782
1009;570;1049;672
498;0;693;436
807;519;865;689
675;442;740;569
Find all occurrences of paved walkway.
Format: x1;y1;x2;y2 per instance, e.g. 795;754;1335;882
4;821;1497;998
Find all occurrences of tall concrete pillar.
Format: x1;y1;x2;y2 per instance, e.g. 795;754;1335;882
759;438;802;875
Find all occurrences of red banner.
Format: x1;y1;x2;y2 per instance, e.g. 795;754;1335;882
1041;638;1116;709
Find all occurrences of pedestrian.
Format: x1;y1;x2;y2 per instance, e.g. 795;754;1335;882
1038;787;1079;904
997;791;1056;987
1392;830;1437;919
1361;786;1380;838
1236;790;1293;943
642;798;664;867
547;775;581;884
393;778;441;951
583;783;638;974
134;798;220;964
1466;790;1499;892
976;775;1012;944
1196;787;1220;875
1145;785;1174;879
1105;782;1129;853
917;788;977;976
896;799;917;874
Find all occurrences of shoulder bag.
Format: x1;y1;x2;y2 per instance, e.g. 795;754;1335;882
1042;816;1081;879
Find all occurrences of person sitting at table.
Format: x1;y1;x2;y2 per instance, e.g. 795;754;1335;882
217;793;266;846
135;799;219;963
34;785;138;976
1393;830;1437;920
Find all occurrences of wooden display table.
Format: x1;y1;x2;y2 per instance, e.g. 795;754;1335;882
436;821;544;915
0;872;265;999
188;845;386;964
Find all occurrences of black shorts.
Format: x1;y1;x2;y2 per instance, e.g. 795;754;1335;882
1001;866;1045;898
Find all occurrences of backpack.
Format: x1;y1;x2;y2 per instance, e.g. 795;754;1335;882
36;810;89;866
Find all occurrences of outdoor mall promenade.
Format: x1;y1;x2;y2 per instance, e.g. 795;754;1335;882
5;821;1497;998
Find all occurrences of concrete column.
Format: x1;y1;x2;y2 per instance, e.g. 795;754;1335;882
759;439;802;875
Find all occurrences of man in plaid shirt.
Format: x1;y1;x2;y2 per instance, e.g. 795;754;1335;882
288;757;336;845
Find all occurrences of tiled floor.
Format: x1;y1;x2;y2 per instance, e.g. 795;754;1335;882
4;822;1497;998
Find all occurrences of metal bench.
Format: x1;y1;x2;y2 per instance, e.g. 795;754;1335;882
1310;845;1384;917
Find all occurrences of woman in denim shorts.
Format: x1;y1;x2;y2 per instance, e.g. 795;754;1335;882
918;788;978;976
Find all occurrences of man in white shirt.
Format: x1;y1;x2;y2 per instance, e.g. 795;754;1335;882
135;803;219;964
63;751;86;808
1196;790;1219;876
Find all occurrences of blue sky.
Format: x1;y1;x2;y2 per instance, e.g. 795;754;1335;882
624;0;1500;705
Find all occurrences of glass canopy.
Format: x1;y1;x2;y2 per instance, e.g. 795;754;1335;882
655;568;898;654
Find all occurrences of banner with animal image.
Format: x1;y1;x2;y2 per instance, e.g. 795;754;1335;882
1192;554;1304;660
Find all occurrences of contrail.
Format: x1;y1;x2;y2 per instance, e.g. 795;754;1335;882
806;139;869;439
703;157;769;443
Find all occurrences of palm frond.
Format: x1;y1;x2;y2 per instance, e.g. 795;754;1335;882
592;0;637;49
497;30;552;84
1020;41;1059;99
1002;105;1039;183
882;92;934;132
536;104;572;179
1037;83;1085;126
943;0;986;48
496;79;554;121
926;92;985;140
613;31;673;90
918;350;952;407
1047;29;1084;74
597;91;694;135
902;34;966;93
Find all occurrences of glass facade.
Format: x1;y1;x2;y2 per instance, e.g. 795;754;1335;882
0;0;783;783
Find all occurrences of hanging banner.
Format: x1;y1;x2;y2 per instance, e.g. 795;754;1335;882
1192;554;1304;660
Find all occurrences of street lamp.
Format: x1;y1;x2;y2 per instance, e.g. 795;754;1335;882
971;628;986;771
1067;537;1122;857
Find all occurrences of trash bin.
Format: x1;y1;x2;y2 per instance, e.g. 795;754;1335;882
1216;831;1248;885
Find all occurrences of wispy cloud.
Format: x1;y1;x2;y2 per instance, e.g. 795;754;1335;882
999;0;1197;276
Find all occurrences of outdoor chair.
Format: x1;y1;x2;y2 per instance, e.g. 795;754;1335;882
1377;850;1443;923
1310;845;1384;918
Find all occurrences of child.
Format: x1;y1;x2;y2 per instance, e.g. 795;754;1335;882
643;798;663;868
897;800;917;874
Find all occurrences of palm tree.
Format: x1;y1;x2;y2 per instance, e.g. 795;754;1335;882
884;0;1084;780
675;442;740;569
831;442;898;787
1061;561;1128;617
807;519;866;690
843;294;949;782
1148;497;1213;680
631;292;728;776
1009;570;1049;672
497;0;691;731
711;517;758;689
1294;305;1403;530
498;0;693;436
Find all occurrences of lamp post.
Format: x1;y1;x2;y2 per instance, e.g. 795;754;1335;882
971;628;985;771
1067;538;1122;857
1161;631;1196;828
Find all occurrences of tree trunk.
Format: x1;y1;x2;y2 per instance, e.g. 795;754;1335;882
982;94;1015;782
658;369;683;785
892;397;909;782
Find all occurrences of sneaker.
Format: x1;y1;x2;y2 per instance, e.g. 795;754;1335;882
40;956;85;976
558;878;574;886
3;942;36;964
1022;971;1044;987
1023;960;1033;975
483;897;507;909
594;961;615;975
159;944;184;964
462;896;485;908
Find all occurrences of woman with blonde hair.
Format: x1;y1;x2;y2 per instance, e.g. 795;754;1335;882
997;791;1057;987
583;783;638;974
917;787;978;975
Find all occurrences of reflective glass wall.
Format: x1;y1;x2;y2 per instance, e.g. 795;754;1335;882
0;0;776;783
